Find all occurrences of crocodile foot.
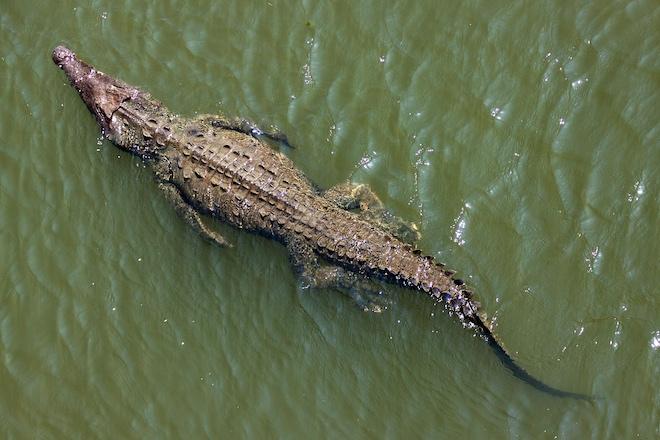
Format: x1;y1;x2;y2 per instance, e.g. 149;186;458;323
206;115;292;148
324;182;420;244
369;207;420;244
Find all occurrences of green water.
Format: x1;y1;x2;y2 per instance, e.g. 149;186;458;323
1;0;658;438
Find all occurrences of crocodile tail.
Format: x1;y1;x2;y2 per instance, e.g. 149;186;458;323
466;310;593;401
350;231;592;399
387;250;593;400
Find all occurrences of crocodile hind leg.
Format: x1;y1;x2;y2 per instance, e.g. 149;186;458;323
287;238;389;312
158;182;232;247
323;182;420;244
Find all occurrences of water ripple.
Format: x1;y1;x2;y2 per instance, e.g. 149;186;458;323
0;0;658;438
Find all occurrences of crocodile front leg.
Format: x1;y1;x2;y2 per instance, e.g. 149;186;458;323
208;115;291;148
323;182;420;244
158;182;232;247
287;238;389;312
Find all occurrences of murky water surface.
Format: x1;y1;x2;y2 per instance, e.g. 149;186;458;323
1;1;658;438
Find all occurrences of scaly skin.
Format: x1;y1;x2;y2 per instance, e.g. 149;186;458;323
52;45;590;400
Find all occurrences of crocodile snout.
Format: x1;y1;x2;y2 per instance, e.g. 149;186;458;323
52;45;90;85
52;45;75;65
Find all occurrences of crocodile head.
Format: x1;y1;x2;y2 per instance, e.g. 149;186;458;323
53;45;165;158
53;46;139;134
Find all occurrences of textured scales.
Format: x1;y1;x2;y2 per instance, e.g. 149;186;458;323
52;45;591;400
105;76;474;315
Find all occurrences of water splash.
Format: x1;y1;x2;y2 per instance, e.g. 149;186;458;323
627;180;645;202
490;106;506;121
609;320;622;350
651;331;660;350
302;63;313;85
451;207;468;246
585;246;602;273
571;77;589;90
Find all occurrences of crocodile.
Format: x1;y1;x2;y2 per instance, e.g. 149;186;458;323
52;45;590;400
